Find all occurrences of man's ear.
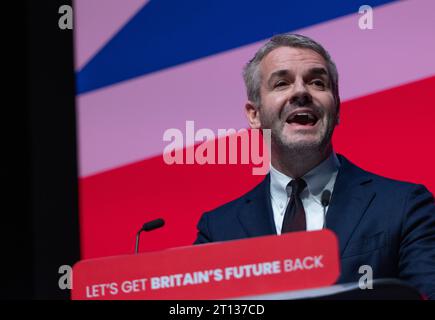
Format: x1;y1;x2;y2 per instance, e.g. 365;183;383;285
245;101;261;129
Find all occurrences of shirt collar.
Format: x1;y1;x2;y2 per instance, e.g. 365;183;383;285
270;151;341;200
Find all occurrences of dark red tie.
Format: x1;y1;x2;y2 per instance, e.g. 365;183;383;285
281;178;307;233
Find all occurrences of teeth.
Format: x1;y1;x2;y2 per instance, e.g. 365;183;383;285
296;113;315;119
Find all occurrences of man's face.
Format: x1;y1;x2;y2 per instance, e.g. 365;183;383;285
246;46;339;154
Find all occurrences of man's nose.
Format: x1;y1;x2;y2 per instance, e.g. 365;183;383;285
289;80;312;107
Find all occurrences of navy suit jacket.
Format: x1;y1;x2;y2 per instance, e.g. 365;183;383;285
194;155;435;299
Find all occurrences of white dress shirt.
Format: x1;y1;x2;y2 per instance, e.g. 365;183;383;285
270;152;341;234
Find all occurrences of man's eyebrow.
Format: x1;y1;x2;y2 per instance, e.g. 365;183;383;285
307;67;328;77
267;67;329;85
267;69;290;85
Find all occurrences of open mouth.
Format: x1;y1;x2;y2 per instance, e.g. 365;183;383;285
286;111;319;126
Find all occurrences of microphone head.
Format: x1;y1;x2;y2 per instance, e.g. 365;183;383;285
142;218;165;231
321;190;332;207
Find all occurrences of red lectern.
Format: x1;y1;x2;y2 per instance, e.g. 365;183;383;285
72;230;341;300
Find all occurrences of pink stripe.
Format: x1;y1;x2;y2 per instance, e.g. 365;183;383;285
73;0;149;71
77;0;435;177
300;0;435;100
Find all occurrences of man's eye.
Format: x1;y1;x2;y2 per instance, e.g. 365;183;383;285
274;81;288;88
311;80;326;88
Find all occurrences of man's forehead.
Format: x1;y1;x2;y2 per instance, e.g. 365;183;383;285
260;46;328;76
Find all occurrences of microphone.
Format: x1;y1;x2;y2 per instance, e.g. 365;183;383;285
135;218;165;254
321;190;331;229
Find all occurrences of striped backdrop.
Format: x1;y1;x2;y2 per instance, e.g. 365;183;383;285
73;0;435;259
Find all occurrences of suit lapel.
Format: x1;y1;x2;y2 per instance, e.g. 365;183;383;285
237;174;277;237
326;155;376;256
235;156;376;252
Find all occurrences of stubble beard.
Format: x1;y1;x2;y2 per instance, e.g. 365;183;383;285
260;109;338;167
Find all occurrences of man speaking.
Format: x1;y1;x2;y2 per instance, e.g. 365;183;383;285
194;33;435;299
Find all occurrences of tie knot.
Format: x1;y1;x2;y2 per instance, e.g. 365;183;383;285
287;178;307;197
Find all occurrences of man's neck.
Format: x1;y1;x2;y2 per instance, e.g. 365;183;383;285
271;145;333;178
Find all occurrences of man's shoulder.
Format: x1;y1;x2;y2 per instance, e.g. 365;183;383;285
338;154;430;196
365;168;421;189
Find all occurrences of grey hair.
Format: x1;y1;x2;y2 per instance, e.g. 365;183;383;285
243;33;340;111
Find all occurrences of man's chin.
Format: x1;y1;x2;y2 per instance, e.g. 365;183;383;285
275;137;326;153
